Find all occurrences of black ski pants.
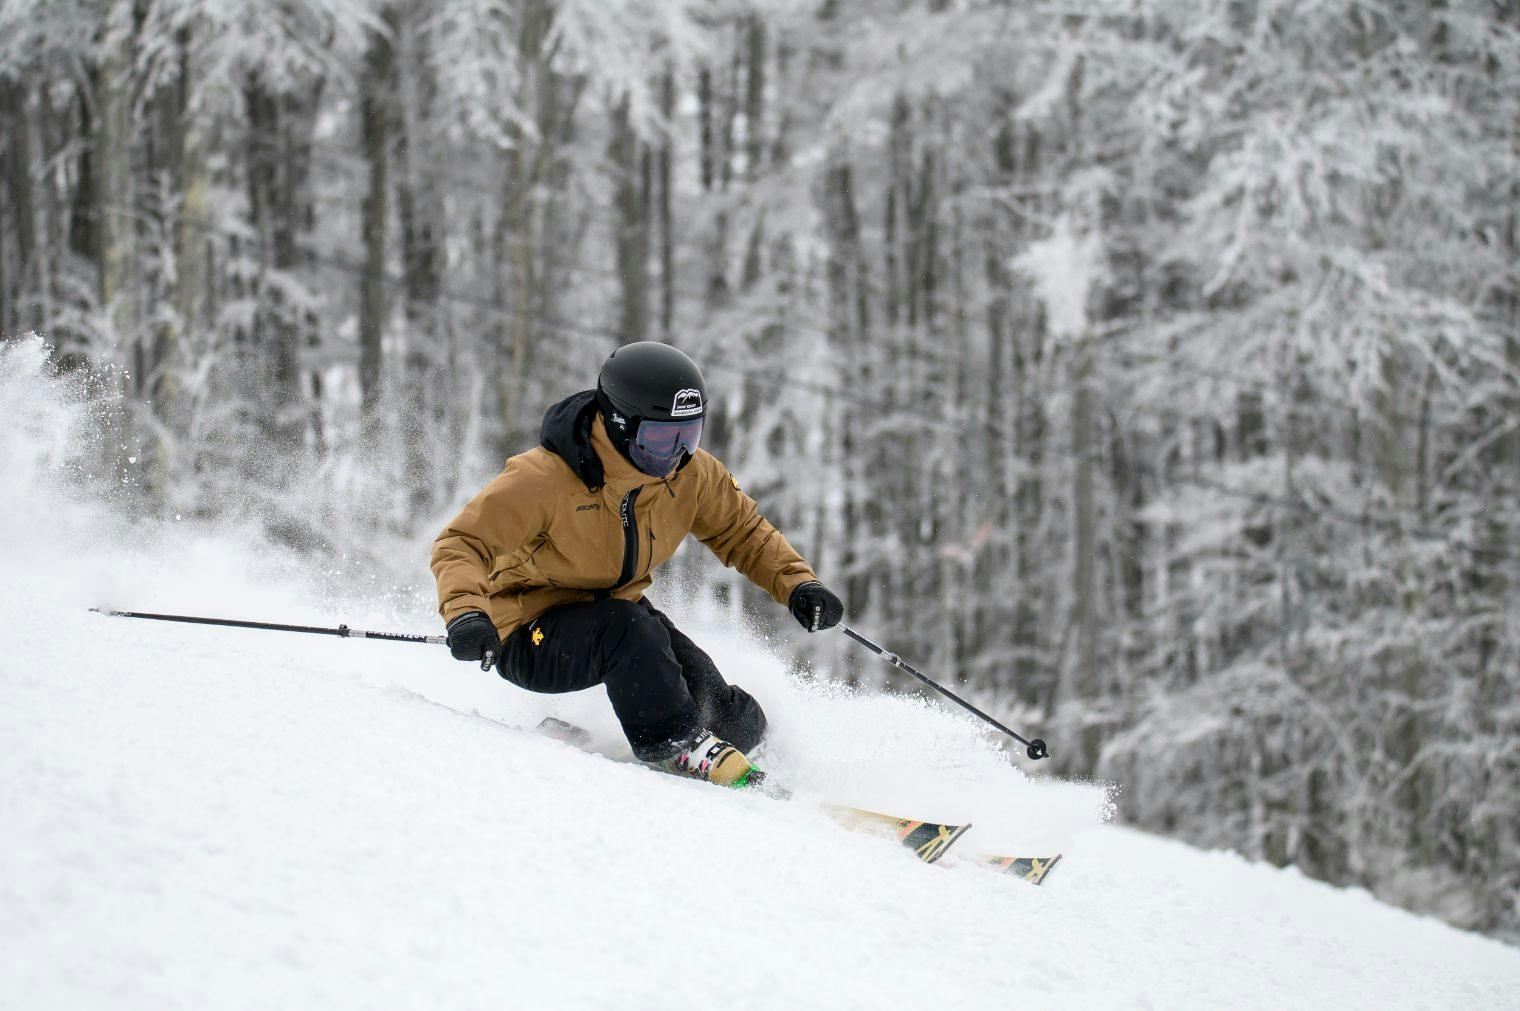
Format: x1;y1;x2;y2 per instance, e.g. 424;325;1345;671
498;597;766;762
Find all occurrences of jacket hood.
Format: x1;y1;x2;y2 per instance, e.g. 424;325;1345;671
539;390;605;492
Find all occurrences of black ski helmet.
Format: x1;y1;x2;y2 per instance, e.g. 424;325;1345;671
596;342;707;475
597;341;707;424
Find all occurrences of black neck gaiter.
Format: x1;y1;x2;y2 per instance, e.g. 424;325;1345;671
596;390;638;464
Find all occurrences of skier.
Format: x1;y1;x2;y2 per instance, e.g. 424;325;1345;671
432;342;844;787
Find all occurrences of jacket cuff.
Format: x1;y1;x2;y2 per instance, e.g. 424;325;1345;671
773;570;819;607
441;595;492;626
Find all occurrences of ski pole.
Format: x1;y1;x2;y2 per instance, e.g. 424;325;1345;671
89;607;495;671
838;624;1049;761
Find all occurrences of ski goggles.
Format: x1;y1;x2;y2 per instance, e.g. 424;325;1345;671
629;417;704;476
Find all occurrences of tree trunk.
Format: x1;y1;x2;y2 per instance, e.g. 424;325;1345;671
1070;342;1099;770
501;127;533;447
1006;117;1047;708
244;77;315;450
1;78;37;337
881;93;912;639
156;23;210;490
823;155;868;624
0;169;8;337
697;66;715;194
34;83;65;357
744;15;765;177
911;148;936;330
491;0;575;453
358;17;393;422
699;37;742;308
70;70;100;267
610;92;649;344
96;0;137;355
658;66;675;336
394;5;444;518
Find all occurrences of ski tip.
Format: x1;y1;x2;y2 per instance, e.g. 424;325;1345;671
926;821;973;865
902;819;972;865
981;853;1062;885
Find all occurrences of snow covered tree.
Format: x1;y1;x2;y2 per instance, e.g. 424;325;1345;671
6;0;1516;941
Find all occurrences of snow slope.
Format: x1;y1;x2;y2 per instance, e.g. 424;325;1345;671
4;339;1519;1009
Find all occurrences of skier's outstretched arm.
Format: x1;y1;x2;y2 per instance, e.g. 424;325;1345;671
691;456;842;632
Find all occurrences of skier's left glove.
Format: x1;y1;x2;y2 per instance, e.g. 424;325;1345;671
788;581;844;633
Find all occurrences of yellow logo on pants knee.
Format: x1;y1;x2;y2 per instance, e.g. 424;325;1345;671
532;627;545;647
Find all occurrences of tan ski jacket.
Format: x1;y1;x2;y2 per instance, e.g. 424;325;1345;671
431;390;818;637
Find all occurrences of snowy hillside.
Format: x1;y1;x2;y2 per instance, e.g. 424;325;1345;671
4;343;1520;1008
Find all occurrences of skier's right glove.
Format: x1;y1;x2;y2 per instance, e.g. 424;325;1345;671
446;611;501;670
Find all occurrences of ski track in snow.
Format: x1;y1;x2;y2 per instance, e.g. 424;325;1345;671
4;343;1520;1009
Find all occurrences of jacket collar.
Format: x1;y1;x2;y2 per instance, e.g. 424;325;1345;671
538;388;667;495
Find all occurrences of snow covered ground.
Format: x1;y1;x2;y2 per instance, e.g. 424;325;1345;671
5;340;1520;1009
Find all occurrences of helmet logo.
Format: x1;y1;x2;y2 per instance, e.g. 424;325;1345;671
671;388;704;418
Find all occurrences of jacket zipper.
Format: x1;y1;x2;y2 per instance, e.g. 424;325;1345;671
613;487;642;588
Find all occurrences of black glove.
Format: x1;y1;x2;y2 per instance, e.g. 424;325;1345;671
788;581;844;633
446;611;501;670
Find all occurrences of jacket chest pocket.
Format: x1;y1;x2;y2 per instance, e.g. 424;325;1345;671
537;518;625;588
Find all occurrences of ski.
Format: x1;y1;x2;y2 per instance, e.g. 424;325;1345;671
533;717;970;865
979;853;1062;885
823;806;971;865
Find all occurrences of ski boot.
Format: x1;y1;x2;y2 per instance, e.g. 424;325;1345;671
661;730;762;789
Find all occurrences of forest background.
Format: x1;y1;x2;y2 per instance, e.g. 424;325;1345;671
1;0;1516;941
